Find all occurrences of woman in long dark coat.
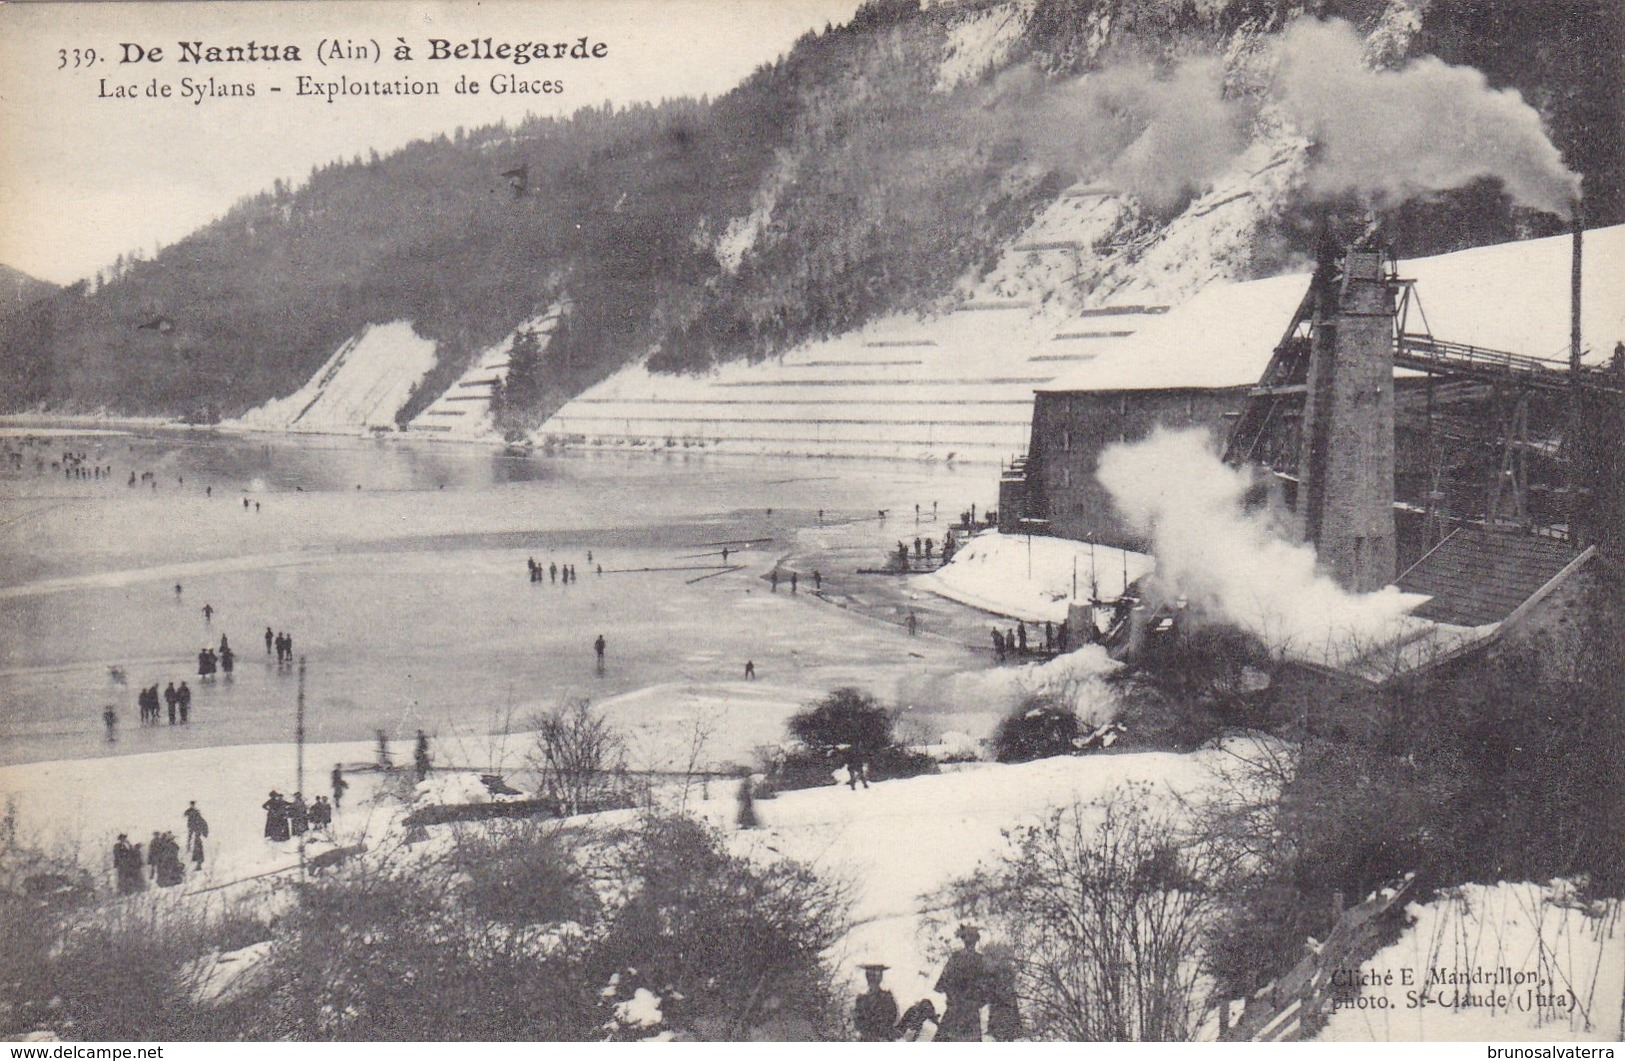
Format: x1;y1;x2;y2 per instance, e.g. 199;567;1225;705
263;791;290;841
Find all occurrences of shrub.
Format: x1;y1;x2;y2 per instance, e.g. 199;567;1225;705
590;815;849;1039
993;694;1080;763
787;687;894;760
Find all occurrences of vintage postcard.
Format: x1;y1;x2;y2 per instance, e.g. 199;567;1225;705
1;0;1620;1046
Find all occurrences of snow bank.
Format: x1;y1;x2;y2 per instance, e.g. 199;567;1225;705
1319;881;1623;1042
920;530;1153;623
234;322;437;435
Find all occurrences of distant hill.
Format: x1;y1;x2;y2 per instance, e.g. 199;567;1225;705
1;0;1618;424
0;265;58;316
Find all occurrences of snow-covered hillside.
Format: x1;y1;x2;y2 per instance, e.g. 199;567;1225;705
407;306;564;440
233;322;435;434
539;130;1313;463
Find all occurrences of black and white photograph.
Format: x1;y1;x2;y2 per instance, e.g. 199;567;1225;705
0;0;1621;1045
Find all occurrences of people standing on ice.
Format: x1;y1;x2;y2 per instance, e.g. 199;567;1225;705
310;795;332;830
265;626;274;655
376;730;391;768
790;571;798;593
184;801;208;871
414;730;432;782
288;793;309;837
550;562;558;583
744;660;756;680
283;633;294;662
175;583;183;599
1016;623;1027;656
220;644;234;678
263;791;291;842
219;634;230;655
151;832;184;887
103;703;117;742
992;629;1005;662
331;764;348;810
164;682;178;722
594;634;606;665
113;834;144;894
177;681;191;722
202;603;213;622
906;611;918;637
721;547;729;564
770;569;779;592
854;964;899;1041
934;924;992;1041
528;557;538;582
814;570;822;591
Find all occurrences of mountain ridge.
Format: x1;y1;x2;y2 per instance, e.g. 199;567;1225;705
1;0;1617;426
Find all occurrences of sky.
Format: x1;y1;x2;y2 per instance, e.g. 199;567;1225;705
0;0;866;285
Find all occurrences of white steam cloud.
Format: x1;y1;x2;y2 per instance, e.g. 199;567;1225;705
1096;429;1427;654
899;644;1123;730
983;17;1578;218
983;57;1249;214
1275;18;1581;219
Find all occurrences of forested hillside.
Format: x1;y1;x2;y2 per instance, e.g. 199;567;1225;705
2;0;1618;424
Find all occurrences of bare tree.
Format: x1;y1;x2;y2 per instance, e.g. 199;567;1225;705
529;698;625;816
945;785;1217;1041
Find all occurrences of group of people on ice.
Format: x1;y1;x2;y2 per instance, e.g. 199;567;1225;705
112;801;209;894
197;634;235;680
991;618;1072;662
135;680;193;725
853;924;1021;1041
527;554;598;583
268;627;297;664
261;790;334;842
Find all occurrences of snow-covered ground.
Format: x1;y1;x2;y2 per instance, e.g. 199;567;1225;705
920;529;1153;624
1319;881;1623;1042
233;322;437;435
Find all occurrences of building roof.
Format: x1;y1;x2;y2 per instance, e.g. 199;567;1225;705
1038;224;1625;395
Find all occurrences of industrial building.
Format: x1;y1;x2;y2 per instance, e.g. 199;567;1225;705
1002;224;1624;670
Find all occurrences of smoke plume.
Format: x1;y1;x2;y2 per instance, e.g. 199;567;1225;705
1274;18;1580;219
980;17;1577;219
981;57;1248;214
1096;429;1426;654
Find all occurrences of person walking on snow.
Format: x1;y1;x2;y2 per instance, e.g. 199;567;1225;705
184;801;208;871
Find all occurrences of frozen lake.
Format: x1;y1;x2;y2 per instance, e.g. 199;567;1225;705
0;428;999;768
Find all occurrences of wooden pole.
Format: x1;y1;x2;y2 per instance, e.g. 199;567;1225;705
296;656;306;883
1570;199;1584;545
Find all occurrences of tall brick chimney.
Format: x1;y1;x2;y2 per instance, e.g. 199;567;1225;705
1296;247;1397;592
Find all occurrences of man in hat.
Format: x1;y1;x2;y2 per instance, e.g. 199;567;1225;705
853;963;899;1041
934;924;992;1041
